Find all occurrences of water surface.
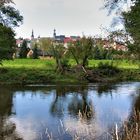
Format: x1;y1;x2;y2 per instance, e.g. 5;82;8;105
0;82;140;140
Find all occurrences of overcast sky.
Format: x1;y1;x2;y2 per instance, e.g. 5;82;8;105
14;0;115;38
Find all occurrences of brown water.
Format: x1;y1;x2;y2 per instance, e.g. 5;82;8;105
0;82;140;140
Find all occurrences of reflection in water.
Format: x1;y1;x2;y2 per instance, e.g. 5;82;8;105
134;89;140;111
50;86;68;118
0;82;139;140
0;87;22;140
68;92;93;120
50;86;94;120
128;88;140;127
95;83;117;97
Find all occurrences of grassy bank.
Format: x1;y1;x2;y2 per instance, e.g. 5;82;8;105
0;59;140;85
0;59;82;85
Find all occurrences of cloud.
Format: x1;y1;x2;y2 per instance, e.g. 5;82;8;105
10;117;39;140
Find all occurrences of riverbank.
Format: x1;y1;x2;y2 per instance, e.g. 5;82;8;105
0;59;140;85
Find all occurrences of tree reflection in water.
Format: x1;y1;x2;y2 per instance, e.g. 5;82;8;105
50;85;94;120
95;83;118;97
68;89;94;121
0;86;22;140
50;86;68;118
49;85;98;139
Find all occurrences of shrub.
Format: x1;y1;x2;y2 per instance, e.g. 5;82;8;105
97;62;120;76
61;59;71;69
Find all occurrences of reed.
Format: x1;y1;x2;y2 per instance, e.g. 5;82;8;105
44;110;140;140
112;111;140;140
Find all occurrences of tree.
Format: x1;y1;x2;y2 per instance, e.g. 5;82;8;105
0;0;23;62
32;43;39;59
47;42;70;73
50;43;67;73
68;37;94;68
104;0;140;59
19;40;29;58
0;24;15;62
39;38;52;58
123;1;140;59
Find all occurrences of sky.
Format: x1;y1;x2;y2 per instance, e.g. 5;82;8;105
13;0;115;38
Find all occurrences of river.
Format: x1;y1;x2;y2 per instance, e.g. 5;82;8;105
0;82;140;140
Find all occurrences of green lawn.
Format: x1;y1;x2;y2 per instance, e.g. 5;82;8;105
3;59;56;69
88;59;139;69
2;59;139;70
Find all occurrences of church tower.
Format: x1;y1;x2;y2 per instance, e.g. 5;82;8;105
31;29;34;40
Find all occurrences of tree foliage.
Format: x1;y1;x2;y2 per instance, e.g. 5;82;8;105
32;43;39;59
123;0;140;59
39;38;52;57
0;5;23;27
49;43;68;73
0;0;23;27
68;37;94;67
0;24;15;61
0;0;23;62
92;45;113;60
0;0;12;5
19;40;29;58
104;0;140;59
104;0;130;14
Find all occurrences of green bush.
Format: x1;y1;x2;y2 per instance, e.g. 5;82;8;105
97;62;120;76
61;59;71;69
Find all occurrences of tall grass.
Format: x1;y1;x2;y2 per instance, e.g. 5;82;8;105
112;111;140;140
43;110;140;140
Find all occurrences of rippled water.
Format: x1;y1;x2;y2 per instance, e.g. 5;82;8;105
0;82;140;140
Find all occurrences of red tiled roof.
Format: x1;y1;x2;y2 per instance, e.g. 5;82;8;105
64;37;72;43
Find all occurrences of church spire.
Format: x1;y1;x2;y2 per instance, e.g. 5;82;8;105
31;29;34;40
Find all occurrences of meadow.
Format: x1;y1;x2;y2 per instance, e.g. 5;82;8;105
3;59;139;69
0;58;139;85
